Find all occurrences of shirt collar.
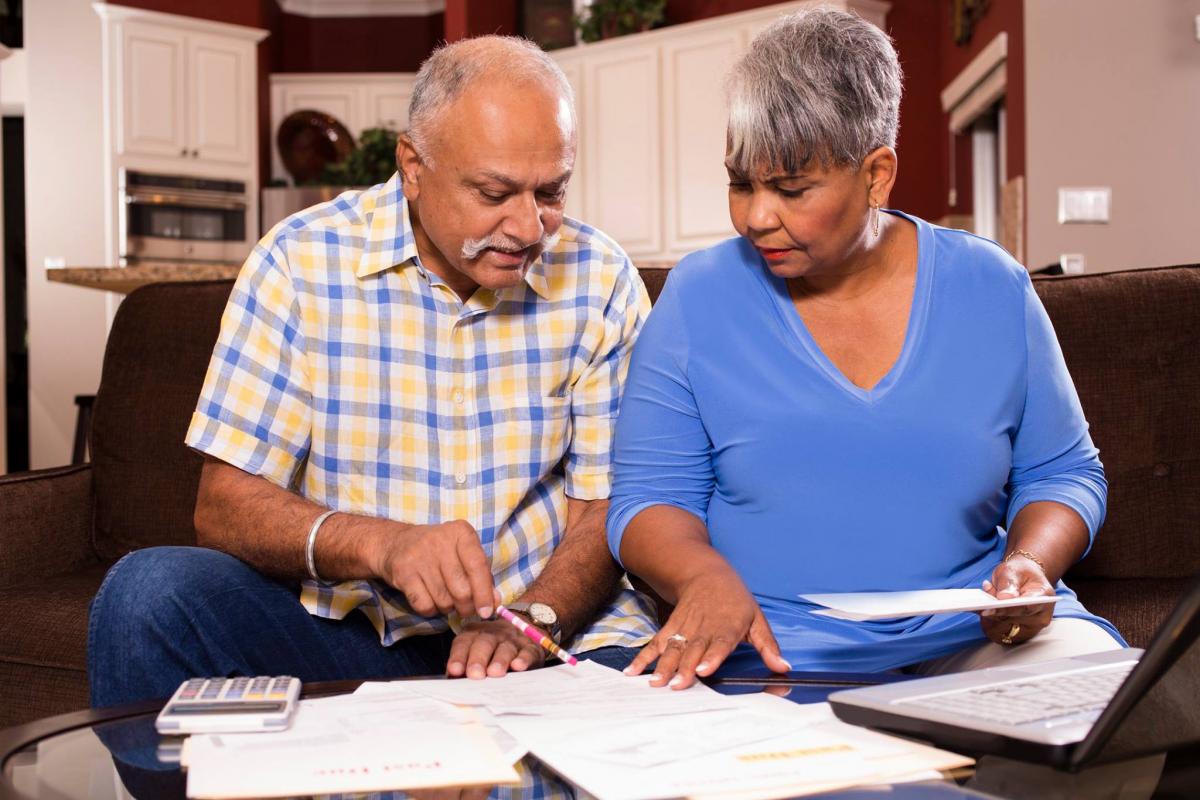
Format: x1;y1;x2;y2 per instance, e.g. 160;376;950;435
356;172;420;279
354;171;553;301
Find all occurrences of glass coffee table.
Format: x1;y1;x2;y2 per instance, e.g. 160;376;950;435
2;679;1195;799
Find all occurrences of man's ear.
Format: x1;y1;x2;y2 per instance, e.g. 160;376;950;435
862;146;898;209
396;133;424;202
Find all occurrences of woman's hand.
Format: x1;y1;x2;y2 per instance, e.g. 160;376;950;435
624;564;790;690
979;554;1056;646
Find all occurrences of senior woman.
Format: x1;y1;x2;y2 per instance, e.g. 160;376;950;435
607;9;1124;690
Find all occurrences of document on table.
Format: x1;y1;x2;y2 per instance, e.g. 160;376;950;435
498;695;973;800
800;588;1059;621
352;679;528;764
183;694;519;799
406;659;736;718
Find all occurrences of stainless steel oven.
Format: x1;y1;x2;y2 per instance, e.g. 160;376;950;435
119;169;250;265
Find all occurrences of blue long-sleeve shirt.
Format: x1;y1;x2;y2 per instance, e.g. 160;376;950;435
608;211;1123;673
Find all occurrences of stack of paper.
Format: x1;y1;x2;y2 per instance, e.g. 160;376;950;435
183;691;519;798
180;661;972;799
487;675;972;799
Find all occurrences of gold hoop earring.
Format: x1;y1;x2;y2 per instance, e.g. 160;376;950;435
871;204;881;238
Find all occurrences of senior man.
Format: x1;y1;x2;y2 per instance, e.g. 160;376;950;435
88;36;658;708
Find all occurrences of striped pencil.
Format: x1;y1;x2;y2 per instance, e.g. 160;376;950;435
495;604;579;666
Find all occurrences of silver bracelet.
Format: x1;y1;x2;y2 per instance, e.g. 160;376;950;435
305;510;338;582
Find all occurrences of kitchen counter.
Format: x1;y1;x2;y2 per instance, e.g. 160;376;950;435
47;264;242;294
49;259;677;295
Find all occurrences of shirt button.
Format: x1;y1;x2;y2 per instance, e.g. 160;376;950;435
453;390;464;404
455;473;467;485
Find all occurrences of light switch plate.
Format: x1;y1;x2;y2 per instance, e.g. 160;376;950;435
1058;187;1111;224
1059;253;1086;275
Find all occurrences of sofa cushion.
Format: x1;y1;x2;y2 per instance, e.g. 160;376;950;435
1036;266;1200;581
1067;577;1195;649
0;563;112;673
90;281;234;560
0;564;110;726
639;267;669;305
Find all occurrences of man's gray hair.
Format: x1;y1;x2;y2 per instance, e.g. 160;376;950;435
726;8;902;174
408;36;576;162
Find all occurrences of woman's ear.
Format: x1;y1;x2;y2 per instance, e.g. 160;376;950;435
863;146;899;209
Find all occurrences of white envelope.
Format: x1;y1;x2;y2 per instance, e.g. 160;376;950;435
800;588;1059;621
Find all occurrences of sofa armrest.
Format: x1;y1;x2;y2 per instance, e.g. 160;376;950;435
0;464;98;587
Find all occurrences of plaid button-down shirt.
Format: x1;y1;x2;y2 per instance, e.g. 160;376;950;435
185;173;657;652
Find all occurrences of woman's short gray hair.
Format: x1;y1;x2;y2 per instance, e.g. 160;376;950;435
726;8;902;174
408;36;576;162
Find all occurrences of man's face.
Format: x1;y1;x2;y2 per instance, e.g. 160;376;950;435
398;79;576;298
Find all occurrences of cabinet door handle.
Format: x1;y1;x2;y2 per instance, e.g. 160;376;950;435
180;147;188;156
191;149;199;157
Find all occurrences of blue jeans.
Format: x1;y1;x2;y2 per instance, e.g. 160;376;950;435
88;546;641;709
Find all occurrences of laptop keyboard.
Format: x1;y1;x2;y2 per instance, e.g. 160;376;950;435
897;661;1137;727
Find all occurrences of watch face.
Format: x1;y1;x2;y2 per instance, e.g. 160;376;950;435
529;603;557;627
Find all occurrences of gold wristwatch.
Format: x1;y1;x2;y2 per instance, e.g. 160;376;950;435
506;602;562;643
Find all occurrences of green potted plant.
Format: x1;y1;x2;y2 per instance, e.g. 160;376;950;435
575;0;666;43
319;127;400;187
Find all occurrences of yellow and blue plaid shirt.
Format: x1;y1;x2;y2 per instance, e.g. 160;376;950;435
185;172;657;653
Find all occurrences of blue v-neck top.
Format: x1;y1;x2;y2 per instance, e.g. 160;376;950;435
607;212;1122;673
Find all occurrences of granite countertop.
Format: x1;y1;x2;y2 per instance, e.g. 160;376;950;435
47;264;242;294
48;259;678;295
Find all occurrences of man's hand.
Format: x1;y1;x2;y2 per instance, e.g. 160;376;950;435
979;555;1056;645
625;564;789;690
446;618;546;679
368;519;496;620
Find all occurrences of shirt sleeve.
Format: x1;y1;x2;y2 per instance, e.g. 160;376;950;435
563;261;652;500
1006;272;1108;553
605;272;716;566
184;235;313;488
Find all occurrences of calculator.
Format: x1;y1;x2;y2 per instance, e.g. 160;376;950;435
154;676;301;735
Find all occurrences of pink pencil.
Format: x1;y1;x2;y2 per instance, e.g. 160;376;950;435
495;604;579;666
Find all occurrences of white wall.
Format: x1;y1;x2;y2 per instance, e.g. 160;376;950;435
1025;0;1200;273
24;0;111;469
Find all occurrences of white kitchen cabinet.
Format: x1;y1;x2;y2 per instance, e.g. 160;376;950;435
661;29;742;255
365;82;415;131
583;45;662;258
98;4;266;169
553;55;586;222
118;22;188;159
187;33;254;165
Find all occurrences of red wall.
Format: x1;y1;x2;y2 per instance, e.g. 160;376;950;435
272;13;444;72
883;0;945;222
938;0;1024;219
444;0;519;42
105;0;272;27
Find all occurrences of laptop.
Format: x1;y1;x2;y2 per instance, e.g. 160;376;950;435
828;576;1200;770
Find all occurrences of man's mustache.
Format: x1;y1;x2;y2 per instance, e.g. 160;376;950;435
461;230;560;260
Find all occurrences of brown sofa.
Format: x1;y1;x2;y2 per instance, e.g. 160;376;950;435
1;265;1197;728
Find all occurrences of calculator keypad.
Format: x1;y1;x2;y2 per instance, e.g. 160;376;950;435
172;676;296;703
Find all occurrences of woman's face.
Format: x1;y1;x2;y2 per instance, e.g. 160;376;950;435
726;155;874;280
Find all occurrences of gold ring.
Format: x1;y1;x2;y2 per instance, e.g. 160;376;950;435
1001;623;1021;645
665;633;688;649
